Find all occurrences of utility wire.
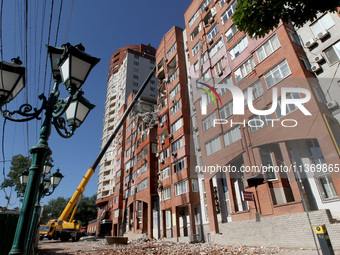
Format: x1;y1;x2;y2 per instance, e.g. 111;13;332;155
43;0;54;96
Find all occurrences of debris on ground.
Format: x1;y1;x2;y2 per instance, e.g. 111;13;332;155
37;237;334;255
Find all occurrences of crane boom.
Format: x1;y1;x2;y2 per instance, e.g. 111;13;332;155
57;67;156;224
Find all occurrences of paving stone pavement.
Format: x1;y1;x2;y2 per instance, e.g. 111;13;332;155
37;237;340;255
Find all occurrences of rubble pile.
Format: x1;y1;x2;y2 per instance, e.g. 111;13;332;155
38;238;300;255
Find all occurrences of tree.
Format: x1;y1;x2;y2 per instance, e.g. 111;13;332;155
1;154;31;207
40;195;97;226
232;0;340;38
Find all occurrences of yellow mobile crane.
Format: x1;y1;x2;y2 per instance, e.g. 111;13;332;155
40;67;156;241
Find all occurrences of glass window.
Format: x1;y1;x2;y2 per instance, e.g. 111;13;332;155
310;14;334;37
202;111;216;132
243;80;264;106
173;157;186;173
205;136;222;156
256;34;280;62
230;36;248;60
207;24;219;42
225;24;238;41
275;92;301;118
219;101;233;119
324;41;340;65
169;84;180;100
264;60;291;88
170;100;181;116
171;118;183;133
162;187;171;200
172;137;184;152
175;179;188;196
161;167;170;180
235;57;255;83
221;1;237;24
249;113;272;133
260;149;276;181
223;126;242;147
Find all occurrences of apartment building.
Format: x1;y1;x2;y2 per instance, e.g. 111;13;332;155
90;44;157;236
295;12;340;122
156;26;201;242
184;0;340;245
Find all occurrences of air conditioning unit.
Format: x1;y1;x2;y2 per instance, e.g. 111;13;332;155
163;78;169;84
317;31;329;40
208;38;214;45
161;139;165;145
172;152;177;157
196;144;201;151
311;63;321;72
155;152;159;157
304;38;317;48
168;133;173;139
160;159;165;164
193;125;198;132
160;122;164;127
314;54;324;63
208;17;214;24
216;70;223;76
204;6;209;11
327;101;338;110
172;99;177;104
164;58;168;62
125;183;127;187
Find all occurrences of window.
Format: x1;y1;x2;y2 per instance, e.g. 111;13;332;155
234;57;256;83
249;113;272;133
114;196;118;204
115;182;120;191
142;161;148;172
218;76;232;95
175;179;188;196
160;113;167;124
256;34;280;62
167;43;176;58
170;100;181;116
137;201;142;217
221;1;237;24
116;170;121;178
202;112;216;132
200;0;211;13
192;179;199;192
134;61;139;66
316;175;338;201
169;69;178;83
287;29;301;45
142;146;148;157
162;187;171;201
311;83;327;103
125;188;129;198
213;58;224;76
299;56;312;71
207;24;219;42
243;80;264;106
205;136;222;156
194;61;199;72
264;60;291;88
126;148;130;157
169;84;179;100
324;41;340;65
310;14;334;37
172;137;183;152
161;167;170;180
134;55;139;59
219;101;233;119
114;209;119;218
202;70;211;82
225;24;238;41
133;82;138;87
209;39;223;58
188;11;199;28
192;42;201;56
223;126;242;147
160;148;169;161
260;149;276;181
137;178;148;192
131;186;135;196
191;24;202;41
275;92;301;118
230;36;248;60
137;166;142;177
171;118;183;133
173;157;186;173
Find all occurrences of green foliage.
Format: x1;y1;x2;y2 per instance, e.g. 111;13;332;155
40;195;97;226
232;0;340;38
1;154;31;200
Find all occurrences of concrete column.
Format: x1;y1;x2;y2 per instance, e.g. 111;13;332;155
188;203;197;240
279;142;302;202
172;206;180;238
204;178;219;234
161;210;166;238
148;199;153;239
132;201;137;233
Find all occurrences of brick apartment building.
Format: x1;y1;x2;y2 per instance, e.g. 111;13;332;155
89;1;340;248
184;0;340;246
156;26;201;241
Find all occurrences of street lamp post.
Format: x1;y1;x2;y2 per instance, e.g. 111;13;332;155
20;160;64;253
0;43;100;255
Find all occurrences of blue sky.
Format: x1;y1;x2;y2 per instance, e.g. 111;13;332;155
0;0;192;208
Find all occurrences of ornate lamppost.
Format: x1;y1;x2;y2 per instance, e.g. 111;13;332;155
0;43;100;255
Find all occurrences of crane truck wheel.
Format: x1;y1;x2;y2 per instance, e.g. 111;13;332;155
60;233;70;242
